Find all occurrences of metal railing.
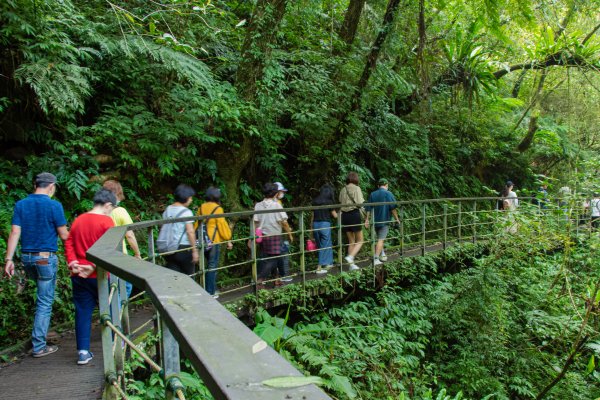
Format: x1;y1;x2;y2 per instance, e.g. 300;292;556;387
87;195;598;399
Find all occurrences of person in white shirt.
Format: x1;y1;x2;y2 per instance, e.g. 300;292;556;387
502;181;519;211
502;180;519;233
591;193;600;229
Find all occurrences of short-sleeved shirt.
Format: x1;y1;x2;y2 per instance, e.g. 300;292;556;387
197;202;232;243
591;198;600;217
111;206;134;253
312;200;335;222
504;191;519;211
65;213;114;278
162;205;194;246
254;199;287;236
339;184;364;212
12;194;67;253
364;188;397;227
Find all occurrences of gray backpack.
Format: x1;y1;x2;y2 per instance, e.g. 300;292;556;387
156;208;189;254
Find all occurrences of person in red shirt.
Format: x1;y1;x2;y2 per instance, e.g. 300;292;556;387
65;189;116;365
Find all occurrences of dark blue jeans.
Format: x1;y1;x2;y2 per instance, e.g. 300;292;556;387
313;221;333;266
22;253;58;353
204;244;220;295
71;276;98;352
276;241;290;278
258;250;279;280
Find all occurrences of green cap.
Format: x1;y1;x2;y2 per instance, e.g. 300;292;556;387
378;178;389;186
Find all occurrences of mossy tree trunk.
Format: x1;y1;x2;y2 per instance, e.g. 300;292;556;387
217;0;288;210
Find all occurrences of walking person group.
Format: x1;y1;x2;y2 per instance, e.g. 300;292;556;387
7;171;561;364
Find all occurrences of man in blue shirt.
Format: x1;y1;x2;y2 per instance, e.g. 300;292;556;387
365;179;400;265
4;172;69;357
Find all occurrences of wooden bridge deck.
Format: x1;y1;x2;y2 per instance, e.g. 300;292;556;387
0;306;154;400
0;240;457;400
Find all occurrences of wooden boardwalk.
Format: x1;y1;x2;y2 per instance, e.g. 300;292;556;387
0;306;154;400
0;241;456;399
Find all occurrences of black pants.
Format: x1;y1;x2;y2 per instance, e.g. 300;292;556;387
164;245;195;276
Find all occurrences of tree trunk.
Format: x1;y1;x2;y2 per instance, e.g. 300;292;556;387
236;0;287;101
517;115;539;153
349;0;402;113
338;0;366;46
215;136;253;211
219;0;287;209
416;0;428;93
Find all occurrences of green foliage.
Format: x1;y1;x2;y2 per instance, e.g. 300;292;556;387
249;222;600;400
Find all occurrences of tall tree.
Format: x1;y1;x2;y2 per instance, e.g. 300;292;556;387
350;0;402;113
216;0;288;209
338;0;367;46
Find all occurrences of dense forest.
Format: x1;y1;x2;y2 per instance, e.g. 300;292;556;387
1;0;599;212
1;0;600;399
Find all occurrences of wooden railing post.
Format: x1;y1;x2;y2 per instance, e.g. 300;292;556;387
109;274;124;391
472;201;477;243
370;208;376;268
199;221;206;288
421;204;426;256
397;205;402;256
337;209;343;272
162;319;181;400
443;203;448;251
148;227;156;264
250;218;258;302
370;207;377;286
299;211;306;305
97;267;117;399
457;201;462;244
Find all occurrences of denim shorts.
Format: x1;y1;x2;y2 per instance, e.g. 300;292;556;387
375;224;390;240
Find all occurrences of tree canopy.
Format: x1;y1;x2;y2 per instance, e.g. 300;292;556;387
1;0;599;207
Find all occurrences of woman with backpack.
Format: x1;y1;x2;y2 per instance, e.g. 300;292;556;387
196;187;232;298
161;184;198;275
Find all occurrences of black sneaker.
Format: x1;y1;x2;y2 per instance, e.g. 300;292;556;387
32;345;58;358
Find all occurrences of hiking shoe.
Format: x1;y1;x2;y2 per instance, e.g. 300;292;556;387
344;255;355;264
374;259;383;266
77;351;93;365
324;265;334;270
349;264;360;271
281;277;293;282
379;254;388;262
212;293;220;299
315;268;328;274
32;345;58;358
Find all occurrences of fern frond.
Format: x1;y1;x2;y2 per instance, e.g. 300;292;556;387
15;60;92;116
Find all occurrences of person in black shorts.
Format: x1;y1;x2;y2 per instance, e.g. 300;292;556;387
339;172;365;270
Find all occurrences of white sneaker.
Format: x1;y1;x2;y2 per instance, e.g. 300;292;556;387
379;254;388;262
373;259;383;266
344;255;355;264
281;277;293;282
324;265;334;269
316;268;328;274
349;264;360;271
